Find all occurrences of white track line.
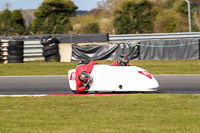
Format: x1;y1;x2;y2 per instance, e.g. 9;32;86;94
0;94;48;97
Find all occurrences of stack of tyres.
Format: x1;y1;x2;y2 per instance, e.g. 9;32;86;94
7;41;24;63
40;37;60;62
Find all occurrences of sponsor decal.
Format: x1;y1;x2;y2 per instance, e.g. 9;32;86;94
138;71;152;79
70;72;76;80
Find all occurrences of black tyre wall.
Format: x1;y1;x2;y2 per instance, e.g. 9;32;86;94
7;55;23;60
8;41;24;63
40;37;59;46
7;45;23;51
8;60;24;63
42;44;58;52
43;49;59;57
44;54;60;62
8;41;24;46
8;50;23;55
41;37;60;62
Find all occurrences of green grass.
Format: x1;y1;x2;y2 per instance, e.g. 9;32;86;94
0;60;200;76
1;61;200;132
0;94;200;133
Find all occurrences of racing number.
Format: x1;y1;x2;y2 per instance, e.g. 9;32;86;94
70;72;76;80
138;71;152;79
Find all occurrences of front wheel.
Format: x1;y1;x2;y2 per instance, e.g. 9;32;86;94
72;90;78;94
78;91;88;94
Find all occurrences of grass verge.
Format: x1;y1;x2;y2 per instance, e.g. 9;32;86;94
0;60;200;76
0;94;200;133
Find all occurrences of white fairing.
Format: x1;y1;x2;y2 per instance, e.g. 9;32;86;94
68;65;159;92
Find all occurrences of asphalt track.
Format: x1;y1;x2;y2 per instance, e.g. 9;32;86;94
0;75;200;95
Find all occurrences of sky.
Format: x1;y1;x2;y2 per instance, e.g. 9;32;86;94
0;0;101;11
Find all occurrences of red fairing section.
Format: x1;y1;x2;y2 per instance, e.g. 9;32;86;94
75;61;98;92
138;71;152;79
110;60;119;66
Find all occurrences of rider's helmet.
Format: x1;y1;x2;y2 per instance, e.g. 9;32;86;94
78;59;90;66
78;72;92;84
117;54;129;66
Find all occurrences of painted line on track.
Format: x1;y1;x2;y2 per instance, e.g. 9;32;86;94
0;94;125;97
48;94;124;96
0;94;48;97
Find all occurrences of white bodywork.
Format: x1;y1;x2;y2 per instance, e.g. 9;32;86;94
68;65;159;92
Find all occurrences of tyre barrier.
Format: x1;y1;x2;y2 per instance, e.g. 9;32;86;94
40;37;60;62
7;41;24;63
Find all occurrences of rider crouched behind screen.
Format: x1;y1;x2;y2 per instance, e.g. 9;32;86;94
111;54;129;66
75;59;98;92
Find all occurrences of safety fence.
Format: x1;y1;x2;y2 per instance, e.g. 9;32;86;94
0;33;200;63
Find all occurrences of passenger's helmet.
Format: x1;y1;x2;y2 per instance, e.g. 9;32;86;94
78;72;92;84
117;54;129;66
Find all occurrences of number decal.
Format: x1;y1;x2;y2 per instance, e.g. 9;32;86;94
138;71;152;79
70;72;76;80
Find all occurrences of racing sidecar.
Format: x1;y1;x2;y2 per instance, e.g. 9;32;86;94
68;65;159;94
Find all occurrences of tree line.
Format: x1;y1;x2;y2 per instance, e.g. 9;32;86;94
0;0;198;36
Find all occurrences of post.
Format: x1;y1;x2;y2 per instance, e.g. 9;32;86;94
185;0;192;32
199;39;200;59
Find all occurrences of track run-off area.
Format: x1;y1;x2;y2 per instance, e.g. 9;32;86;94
0;75;200;96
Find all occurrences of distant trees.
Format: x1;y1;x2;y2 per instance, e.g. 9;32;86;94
12;10;26;34
85;23;100;33
0;9;13;35
177;1;188;15
114;0;156;34
0;9;25;35
153;0;190;33
1;0;199;35
71;15;99;34
30;0;77;34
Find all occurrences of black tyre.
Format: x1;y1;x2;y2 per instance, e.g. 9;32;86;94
72;90;88;94
7;55;23;60
8;50;23;56
42;44;58;52
78;91;88;94
43;49;59;57
8;41;24;46
44;54;60;62
8;60;24;63
72;90;78;94
40;37;58;46
7;45;23;51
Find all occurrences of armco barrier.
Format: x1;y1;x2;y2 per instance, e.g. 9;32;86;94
0;40;9;64
24;40;44;62
109;32;200;42
1;32;200;62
